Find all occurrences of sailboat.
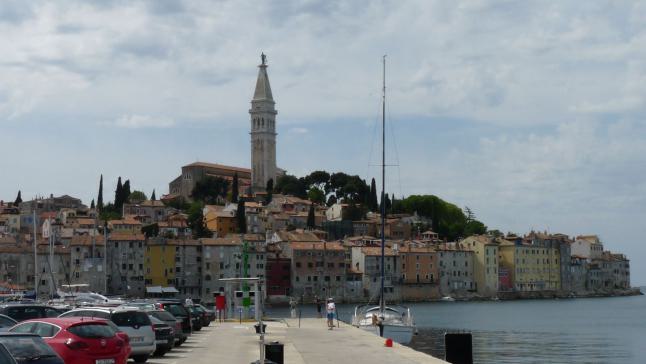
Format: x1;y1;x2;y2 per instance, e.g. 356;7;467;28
351;56;415;344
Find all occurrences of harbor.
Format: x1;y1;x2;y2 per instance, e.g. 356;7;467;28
147;318;447;364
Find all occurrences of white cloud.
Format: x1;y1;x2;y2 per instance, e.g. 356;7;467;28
288;127;308;134
114;114;175;129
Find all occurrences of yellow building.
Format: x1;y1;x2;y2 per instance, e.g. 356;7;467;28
204;205;237;237
145;240;176;287
499;238;560;292
461;235;499;295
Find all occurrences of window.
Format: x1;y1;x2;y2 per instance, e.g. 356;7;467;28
295;262;301;268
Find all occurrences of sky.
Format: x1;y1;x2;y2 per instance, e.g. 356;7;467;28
1;1;645;284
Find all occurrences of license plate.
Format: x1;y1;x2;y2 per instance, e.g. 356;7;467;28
130;336;143;342
96;359;115;364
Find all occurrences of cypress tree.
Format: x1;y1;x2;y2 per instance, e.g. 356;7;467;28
123;180;131;204
90;199;95;209
307;203;315;229
151;189;156;201
232;172;239;203
14;190;22;205
265;178;274;204
97;175;104;211
370;178;378;211
115;177;123;211
237;199;247;233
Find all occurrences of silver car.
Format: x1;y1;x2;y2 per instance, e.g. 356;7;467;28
58;307;156;363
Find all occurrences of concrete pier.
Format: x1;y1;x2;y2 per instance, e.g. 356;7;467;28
148;318;448;364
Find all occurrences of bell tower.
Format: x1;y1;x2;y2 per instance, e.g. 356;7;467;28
249;53;277;192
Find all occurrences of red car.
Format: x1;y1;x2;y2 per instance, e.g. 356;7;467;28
9;317;131;364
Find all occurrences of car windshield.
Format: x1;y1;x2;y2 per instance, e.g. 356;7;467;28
149;311;175;321
111;311;151;327
68;323;116;339
0;336;58;360
165;304;188;317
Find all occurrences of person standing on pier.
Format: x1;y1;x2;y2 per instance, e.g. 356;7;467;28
289;297;297;318
315;296;322;318
326;298;336;330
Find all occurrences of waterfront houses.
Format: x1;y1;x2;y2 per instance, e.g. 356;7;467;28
352;245;401;302
437;243;475;296
461;235;499;296
285;241;346;301
399;243;440;300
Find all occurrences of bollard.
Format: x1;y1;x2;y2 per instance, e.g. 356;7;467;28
298;309;301;328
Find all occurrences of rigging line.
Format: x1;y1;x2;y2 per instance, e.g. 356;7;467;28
387;99;404;200
366;92;383;181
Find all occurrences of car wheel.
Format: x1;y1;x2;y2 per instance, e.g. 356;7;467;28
133;354;149;363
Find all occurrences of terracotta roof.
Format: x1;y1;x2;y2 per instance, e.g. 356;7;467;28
201;237;242;246
290;242;344;251
184;161;251;174
71;235;105;246
108;233;145;241
360;247;397;256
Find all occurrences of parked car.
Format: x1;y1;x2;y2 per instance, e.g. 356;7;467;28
192;305;211;327
9;317;130;364
0;314;17;332
0;304;64;322
147;309;187;346
149;316;173;356
196;304;216;322
0;333;64;364
59;307;155;363
187;306;203;331
156;300;193;338
0;343;17;364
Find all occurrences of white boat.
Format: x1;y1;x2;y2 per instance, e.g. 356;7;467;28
353;304;414;344
352;56;415;345
56;284;124;306
441;296;455;302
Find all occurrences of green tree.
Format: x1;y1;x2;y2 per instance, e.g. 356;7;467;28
90;199;95;209
306;203;316;229
14;190;22;205
342;202;366;221
369;178;378;212
97;175;104;211
307;187;325;205
187;202;211;238
192;177;229;204
164;197;189;211
237;200;247;233
122;180;131;204
305;170;330;191
141;223;160;238
129;190;147;203
232;172;239;203
265;178;274;204
114;177;123;211
151;189;156;201
99;203;121;221
274;175;306;198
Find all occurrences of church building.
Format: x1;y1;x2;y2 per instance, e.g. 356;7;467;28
168;54;280;200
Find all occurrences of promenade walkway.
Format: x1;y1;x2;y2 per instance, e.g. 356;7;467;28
148;318;448;364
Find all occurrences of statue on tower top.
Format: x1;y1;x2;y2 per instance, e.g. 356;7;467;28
261;52;267;66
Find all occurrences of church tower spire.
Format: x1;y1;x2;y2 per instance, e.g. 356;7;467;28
250;53;277;192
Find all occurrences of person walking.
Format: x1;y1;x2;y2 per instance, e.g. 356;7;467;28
315;296;322;318
326;298;336;330
289;297;297;318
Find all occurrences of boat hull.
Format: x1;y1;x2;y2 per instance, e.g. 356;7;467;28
358;324;414;344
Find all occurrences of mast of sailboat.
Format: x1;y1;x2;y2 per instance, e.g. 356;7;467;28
33;210;38;298
380;55;386;314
